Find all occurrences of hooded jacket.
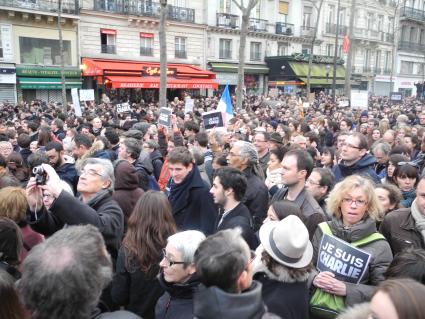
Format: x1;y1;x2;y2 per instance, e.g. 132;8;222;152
332;154;381;184
311;217;393;307
155;272;200;319
193;281;276;319
150;149;163;181
112;160;144;225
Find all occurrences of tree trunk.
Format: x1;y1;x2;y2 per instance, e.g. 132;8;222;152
159;0;168;108
331;0;341;102
236;11;249;110
58;0;67;111
306;0;324;95
390;4;398;94
344;0;356;99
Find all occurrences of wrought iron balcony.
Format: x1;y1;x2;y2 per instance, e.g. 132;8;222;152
216;12;239;28
0;0;79;14
400;6;425;22
93;0;194;22
175;49;187;59
301;26;315;37
325;23;348;36
398;41;425;52
101;44;116;54
249;18;268;32
219;49;232;59
353;27;384;42
275;22;294;35
140;46;153;56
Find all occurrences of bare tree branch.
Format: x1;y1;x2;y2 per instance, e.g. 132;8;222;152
232;0;243;11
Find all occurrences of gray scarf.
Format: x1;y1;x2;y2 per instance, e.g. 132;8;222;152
410;199;425;243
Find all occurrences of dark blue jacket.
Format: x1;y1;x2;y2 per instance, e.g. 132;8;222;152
167;166;217;235
332;154;381;184
56;162;79;193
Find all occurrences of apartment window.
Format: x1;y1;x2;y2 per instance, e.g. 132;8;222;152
250;42;261;61
219;38;232;59
327;4;335;24
251;0;261;18
367;12;374;29
377;15;384;31
278;42;288;55
175;36;187;58
401;61;414;74
375;50;381;71
140;33;154;56
410;27;417;43
326;44;334;56
417;63;424;75
421;29;425;44
338;8;345;26
364;49;371;68
19;37;71;64
100;29;116;54
219;0;231;13
302;45;310;55
388;17;394;33
384;51;391;70
279;1;289;22
172;0;187;7
303;6;313;27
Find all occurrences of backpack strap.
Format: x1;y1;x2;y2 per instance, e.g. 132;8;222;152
318;222;333;235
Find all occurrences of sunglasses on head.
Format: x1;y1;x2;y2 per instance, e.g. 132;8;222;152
397;161;420;169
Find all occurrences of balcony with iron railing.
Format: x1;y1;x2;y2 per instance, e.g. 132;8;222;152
249;18;268;32
275;22;294;35
398;40;425;52
325;23;348;36
0;0;79;14
400;6;425;22
101;44;116;54
216;12;239;28
175;49;187;59
353;27;386;42
140;46;153;56
301;26;315;37
93;0;194;23
219;49;232;59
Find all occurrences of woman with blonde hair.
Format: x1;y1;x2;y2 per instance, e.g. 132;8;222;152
310;175;393;318
0;187;43;259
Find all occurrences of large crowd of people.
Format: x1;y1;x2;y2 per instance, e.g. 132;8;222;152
1;90;425;319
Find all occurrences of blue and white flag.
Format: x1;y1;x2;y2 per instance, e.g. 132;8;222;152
217;85;233;124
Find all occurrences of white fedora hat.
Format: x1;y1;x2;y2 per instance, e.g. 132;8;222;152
259;215;313;269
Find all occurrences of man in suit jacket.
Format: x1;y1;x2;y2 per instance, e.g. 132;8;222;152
210;167;257;249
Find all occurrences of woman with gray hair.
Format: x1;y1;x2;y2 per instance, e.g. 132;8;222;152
155;230;205;319
227;141;269;230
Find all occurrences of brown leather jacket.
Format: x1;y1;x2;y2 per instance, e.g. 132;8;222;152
380;208;425;256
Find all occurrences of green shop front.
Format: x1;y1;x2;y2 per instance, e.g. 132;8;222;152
16;66;82;103
265;54;346;94
208;62;269;95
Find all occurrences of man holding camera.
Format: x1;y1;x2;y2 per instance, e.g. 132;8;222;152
26;158;124;262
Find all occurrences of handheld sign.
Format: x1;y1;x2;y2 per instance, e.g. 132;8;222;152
71;88;82;117
317;234;371;284
338;100;349;108
390;92;402;102
79;89;95;101
158;107;172;127
116;103;131;113
185;99;194;114
350;91;368;110
202;111;224;130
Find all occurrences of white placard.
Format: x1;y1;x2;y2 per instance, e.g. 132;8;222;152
350;91;368;110
185;99;194;114
116;103;131;113
79;89;95;101
71;88;82;117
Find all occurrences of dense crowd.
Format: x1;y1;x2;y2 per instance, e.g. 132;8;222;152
1;91;425;319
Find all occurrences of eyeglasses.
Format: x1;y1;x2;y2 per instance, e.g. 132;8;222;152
161;248;186;267
80;169;103;177
244;250;257;271
341;142;361;149
306;179;321;186
342;197;367;207
397;161;420;169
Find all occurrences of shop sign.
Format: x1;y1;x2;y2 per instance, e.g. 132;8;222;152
141;67;177;77
215;72;238;85
0;24;13;61
16;66;81;78
0;68;16;84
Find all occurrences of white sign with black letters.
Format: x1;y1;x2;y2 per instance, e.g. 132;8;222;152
116;103;131;113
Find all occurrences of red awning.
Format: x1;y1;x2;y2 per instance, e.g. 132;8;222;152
106;76;218;89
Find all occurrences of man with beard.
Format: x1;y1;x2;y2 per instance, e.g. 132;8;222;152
45;141;79;193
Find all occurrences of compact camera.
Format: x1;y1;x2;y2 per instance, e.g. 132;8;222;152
33;166;47;185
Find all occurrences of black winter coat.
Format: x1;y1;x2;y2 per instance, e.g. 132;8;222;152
150;149;164;181
167;166;217;235
111;247;164;319
27;189;124;261
216;202;258;249
155;273;200;319
243;168;269;230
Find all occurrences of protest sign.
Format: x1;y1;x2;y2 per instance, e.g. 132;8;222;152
338;100;349;108
350;91;368;110
202;110;224;130
79;89;95;101
317;234;371;284
116;103;131;113
390;92;403;102
158;107;172;127
185;99;194;114
71;88;82;117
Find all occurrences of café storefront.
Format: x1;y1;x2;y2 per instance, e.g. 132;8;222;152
81;58;218;102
